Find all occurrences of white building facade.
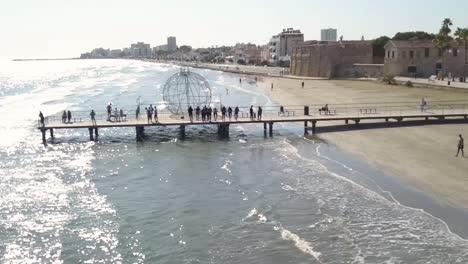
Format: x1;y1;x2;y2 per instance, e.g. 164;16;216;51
321;28;337;42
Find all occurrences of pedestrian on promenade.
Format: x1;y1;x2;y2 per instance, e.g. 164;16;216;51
39;111;45;127
153;107;158;123
67;110;72;123
228;107;232;121
239;78;242;84
249;106;254;120
456;134;464;157
188;106;194;122
257;106;262;120
271;83;274;91
234;106;239;120
107;104;112;121
62;110;67;123
420;98;427;112
302;82;305;89
146;107;151;124
196;106;201;121
90;110;96;126
221;106;227;121
213;107;218;121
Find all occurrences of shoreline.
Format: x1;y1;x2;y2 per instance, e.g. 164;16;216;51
253;76;468;211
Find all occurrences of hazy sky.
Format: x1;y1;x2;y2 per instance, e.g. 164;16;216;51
1;0;468;59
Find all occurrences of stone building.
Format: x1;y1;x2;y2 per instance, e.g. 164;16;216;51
290;41;379;78
384;40;467;78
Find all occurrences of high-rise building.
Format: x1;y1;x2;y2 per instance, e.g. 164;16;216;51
269;28;304;64
321;28;338;42
167;37;177;53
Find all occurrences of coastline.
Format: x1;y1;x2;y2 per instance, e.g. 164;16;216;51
253;76;468;210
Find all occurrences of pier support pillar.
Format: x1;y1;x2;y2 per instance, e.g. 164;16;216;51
136;126;145;141
304;121;309;135
354;119;360;125
49;128;54;139
180;125;186;138
218;123;229;138
425;117;429;121
88;128;94;141
268;122;273;137
41;129;46;143
311;121;317;134
264;122;267;137
94;128;99;140
345;119;349;124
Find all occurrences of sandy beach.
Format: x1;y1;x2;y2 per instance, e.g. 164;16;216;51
257;77;468;209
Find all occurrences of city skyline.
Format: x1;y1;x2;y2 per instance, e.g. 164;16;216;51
1;0;468;59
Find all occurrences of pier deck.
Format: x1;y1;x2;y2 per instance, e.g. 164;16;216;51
38;101;468;142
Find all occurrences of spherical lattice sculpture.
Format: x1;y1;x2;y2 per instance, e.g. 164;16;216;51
162;68;212;114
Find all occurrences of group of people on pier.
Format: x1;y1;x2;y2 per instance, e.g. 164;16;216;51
61;110;72;123
107;103;127;122
186;105;264;122
145;104;158;124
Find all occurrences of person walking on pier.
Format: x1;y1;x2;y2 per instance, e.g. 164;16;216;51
228;107;233;121
153;107;158;123
257;106;262;120
196;106;201;121
208;107;212;122
107;104;112;121
456;134;464;157
201;106;207;122
62;110;67;123
146;107;152;124
234;106;239;120
221;106;227;121
249;106;254;120
90;110;97;126
188;106;194;122
280;105;285;116
39;111;45;127
67;110;72;123
213;107;218;121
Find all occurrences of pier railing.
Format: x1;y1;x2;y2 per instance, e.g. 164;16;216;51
40;100;468;126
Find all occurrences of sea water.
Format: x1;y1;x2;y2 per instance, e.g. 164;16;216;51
0;59;467;263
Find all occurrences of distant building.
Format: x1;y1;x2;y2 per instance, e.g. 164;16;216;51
130;42;152;58
233;43;262;65
269;28;304;65
290;40;381;78
110;49;123;58
167;37;177;53
321;28;337;42
384;40;467;78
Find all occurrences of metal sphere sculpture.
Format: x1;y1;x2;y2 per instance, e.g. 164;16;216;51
162;68;212;114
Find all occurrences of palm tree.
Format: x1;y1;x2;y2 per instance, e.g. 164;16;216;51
440;18;453;35
454;27;468;63
434;18;454;77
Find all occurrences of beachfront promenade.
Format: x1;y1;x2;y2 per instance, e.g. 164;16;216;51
38;101;468;143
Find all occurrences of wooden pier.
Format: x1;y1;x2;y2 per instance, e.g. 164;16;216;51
37;101;468;143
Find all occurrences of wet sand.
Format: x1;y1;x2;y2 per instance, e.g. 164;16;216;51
258;77;468;209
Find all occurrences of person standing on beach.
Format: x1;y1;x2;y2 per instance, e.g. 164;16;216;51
456;134;464;157
67;110;72;123
420;98;427;112
39;111;45;127
302;82;305;89
90;110;96;126
271;83;274;91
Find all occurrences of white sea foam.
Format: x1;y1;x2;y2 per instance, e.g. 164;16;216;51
278;226;322;261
